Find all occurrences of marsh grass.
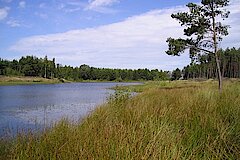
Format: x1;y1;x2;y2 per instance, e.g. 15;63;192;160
1;80;240;159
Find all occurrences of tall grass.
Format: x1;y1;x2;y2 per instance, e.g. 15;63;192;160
1;80;240;159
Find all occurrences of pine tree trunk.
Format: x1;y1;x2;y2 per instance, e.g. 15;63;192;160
215;54;222;92
212;13;222;93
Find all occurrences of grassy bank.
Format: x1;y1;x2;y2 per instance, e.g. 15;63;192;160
1;80;240;159
0;76;63;86
0;76;143;86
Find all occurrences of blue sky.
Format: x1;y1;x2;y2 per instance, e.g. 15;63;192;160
0;0;239;70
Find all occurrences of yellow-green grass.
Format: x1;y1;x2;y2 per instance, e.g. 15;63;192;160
1;80;240;159
0;76;62;86
0;76;143;86
114;79;216;92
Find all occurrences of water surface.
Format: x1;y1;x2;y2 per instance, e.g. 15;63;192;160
0;82;137;136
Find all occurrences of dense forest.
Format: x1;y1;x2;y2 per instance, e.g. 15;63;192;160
172;47;240;80
0;56;169;81
1;47;239;81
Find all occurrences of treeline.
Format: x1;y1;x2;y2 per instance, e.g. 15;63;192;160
0;56;169;81
0;56;55;78
172;47;240;80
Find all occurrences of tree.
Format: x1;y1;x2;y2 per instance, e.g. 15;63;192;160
79;64;91;80
44;56;48;78
166;0;230;92
172;68;182;80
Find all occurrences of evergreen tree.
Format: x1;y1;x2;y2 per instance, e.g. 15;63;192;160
166;0;230;92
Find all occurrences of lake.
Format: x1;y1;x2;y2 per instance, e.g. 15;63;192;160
0;82;137;136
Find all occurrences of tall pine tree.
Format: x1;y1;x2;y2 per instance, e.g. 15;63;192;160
166;0;230;92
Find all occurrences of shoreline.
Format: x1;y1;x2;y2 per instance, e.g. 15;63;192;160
0;81;142;138
0;76;145;86
0;76;62;86
0;80;240;159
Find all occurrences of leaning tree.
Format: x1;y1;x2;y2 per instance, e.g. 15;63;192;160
166;0;230;92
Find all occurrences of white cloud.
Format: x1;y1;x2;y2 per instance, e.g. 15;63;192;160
57;2;86;13
85;0;119;13
87;0;119;8
6;19;21;27
35;12;48;19
19;1;26;9
0;7;10;20
9;2;240;70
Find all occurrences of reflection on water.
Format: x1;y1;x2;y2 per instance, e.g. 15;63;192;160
0;82;138;136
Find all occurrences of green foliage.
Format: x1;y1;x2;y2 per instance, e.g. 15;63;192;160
172;68;182;80
166;38;188;56
182;47;240;79
166;0;230;60
5;67;22;76
0;56;170;81
107;89;131;107
166;0;231;92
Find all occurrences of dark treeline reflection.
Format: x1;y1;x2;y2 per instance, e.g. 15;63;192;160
0;56;169;81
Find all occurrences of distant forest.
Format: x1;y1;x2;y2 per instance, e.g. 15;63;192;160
0;56;169;81
171;47;240;80
1;47;239;81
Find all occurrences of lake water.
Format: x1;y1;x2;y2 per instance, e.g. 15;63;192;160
0;82;137;136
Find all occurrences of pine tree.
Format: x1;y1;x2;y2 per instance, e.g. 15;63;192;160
166;0;230;92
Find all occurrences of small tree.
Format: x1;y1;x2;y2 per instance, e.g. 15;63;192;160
166;0;230;92
172;68;182;80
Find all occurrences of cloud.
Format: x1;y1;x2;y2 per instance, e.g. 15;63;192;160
6;19;21;27
19;1;26;9
87;0;119;9
85;0;119;13
9;2;240;70
0;7;10;20
57;2;86;13
35;12;48;19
